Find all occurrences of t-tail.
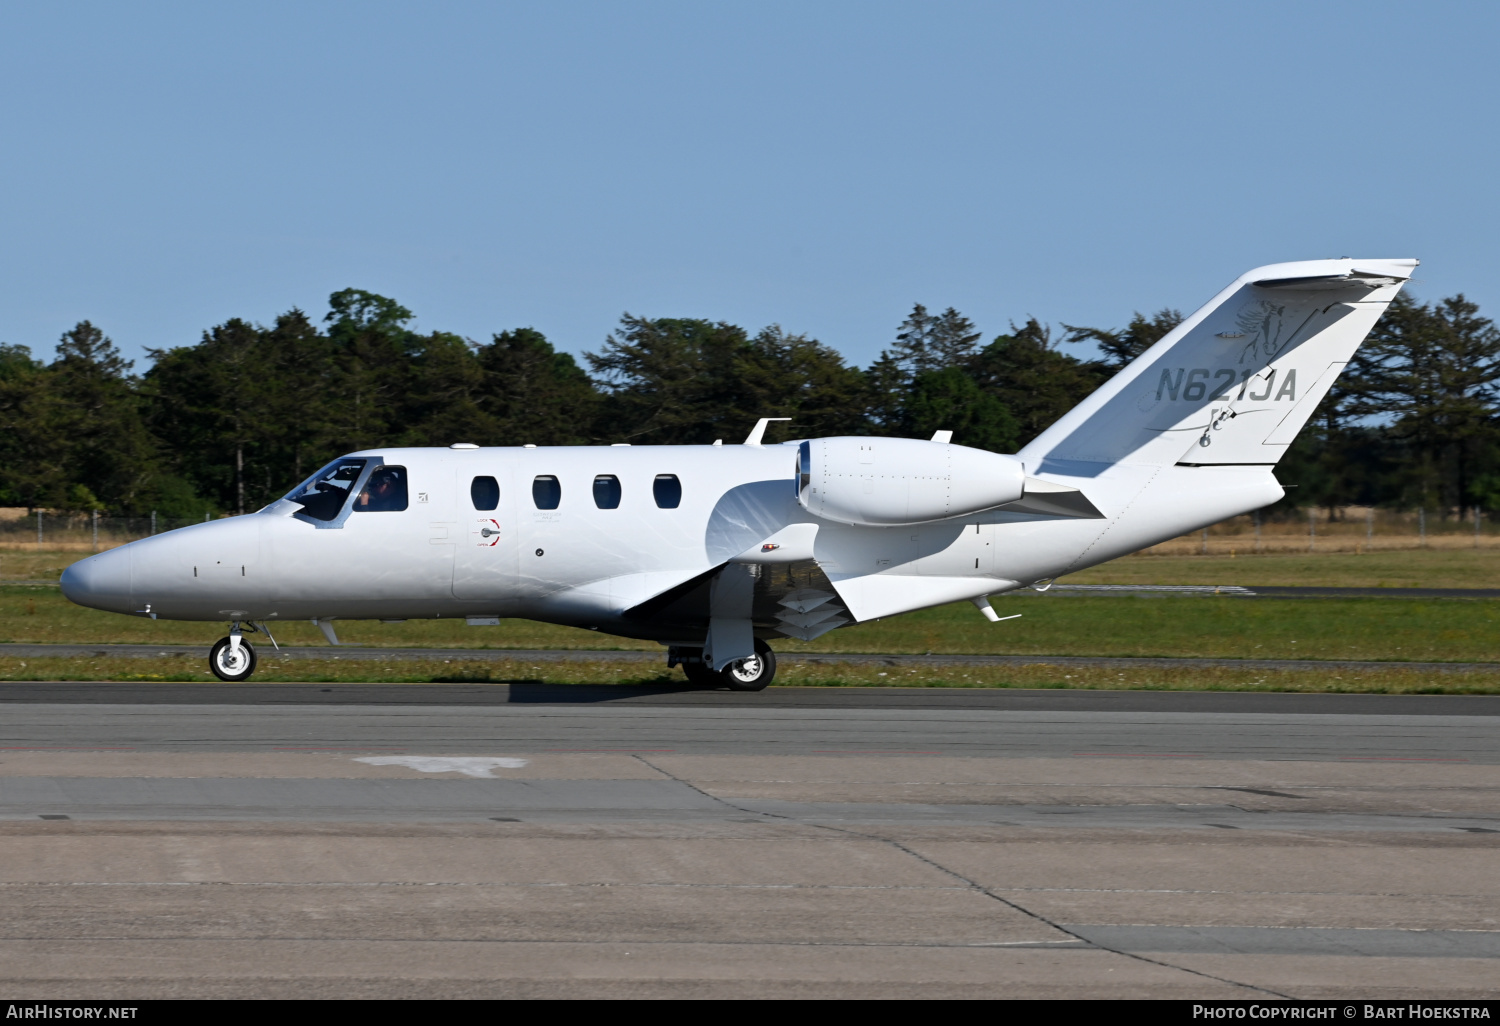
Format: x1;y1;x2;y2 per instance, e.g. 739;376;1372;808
1011;258;1416;577
1022;258;1417;470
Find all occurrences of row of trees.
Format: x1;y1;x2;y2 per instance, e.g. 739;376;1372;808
1;286;1496;518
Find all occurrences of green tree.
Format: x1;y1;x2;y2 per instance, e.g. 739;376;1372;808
888;304;983;376
733;326;872;441
0;343;68;508
1346;293;1500;511
146;318;266;514
256;309;339;487
969;318;1107;447
396;331;489;448
900;367;1018;452
588;316;873;445
324;288;418;451
476;328;598;445
586;316;752;444
51;322;158;512
1063;308;1183;370
869;304;983;432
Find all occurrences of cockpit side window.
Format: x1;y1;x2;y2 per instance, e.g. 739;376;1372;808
471;476;500;511
352;465;409;512
533;475;561;510
285;458;367;522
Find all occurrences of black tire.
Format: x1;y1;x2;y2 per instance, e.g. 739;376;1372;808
682;654;720;687
721;639;776;692
209;637;257;682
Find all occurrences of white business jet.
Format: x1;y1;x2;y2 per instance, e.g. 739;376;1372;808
61;258;1415;688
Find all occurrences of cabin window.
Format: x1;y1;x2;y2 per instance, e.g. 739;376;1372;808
352;465;409;512
471;476;499;511
593;474;622;509
532;475;561;510
286;458;367;522
653;474;682;509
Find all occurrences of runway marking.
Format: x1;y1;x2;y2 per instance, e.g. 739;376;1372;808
354;756;530;778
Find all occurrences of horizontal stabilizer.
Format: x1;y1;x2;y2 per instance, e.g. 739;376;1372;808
1253;269;1410;291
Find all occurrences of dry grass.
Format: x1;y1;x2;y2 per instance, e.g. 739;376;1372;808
1068;548;1500;589
1140;507;1495;556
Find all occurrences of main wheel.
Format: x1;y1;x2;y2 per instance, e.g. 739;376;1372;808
721;639;776;692
209;637;257;682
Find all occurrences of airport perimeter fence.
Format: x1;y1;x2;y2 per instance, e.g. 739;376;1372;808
0;509;225;554
1145;506;1499;556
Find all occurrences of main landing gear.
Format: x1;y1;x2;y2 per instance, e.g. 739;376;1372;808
208;621;274;682
673;638;777;692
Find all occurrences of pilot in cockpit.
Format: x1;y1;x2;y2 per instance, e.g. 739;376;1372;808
354;466;407;513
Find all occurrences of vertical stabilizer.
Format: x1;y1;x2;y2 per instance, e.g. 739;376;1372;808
1019;259;1417;471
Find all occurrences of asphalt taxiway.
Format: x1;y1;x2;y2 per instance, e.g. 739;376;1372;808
0;684;1495;998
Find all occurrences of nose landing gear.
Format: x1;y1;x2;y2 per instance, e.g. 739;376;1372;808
208;621;271;682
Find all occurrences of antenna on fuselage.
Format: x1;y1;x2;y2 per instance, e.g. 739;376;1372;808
744;418;792;447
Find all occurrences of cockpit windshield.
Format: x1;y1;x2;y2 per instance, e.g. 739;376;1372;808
285;458;367;522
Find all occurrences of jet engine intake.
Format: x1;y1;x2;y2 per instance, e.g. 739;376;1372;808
796;437;1027;527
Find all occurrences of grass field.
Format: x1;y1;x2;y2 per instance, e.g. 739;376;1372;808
3;584;1497;662
4;547;1497;689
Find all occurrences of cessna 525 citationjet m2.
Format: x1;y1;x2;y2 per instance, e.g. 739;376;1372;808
61;258;1416;688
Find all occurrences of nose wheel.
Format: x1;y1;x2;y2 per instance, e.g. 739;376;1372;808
209;635;257;682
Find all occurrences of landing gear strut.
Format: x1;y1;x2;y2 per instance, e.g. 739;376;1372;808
672;639;777;692
209;622;258;682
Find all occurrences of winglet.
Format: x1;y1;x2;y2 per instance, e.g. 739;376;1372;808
744;418;792;446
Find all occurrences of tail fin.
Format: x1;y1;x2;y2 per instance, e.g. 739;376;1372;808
1019;259;1417;471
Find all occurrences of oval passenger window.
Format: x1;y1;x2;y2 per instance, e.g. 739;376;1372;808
593;474;622;509
471;476;499;511
653;474;682;509
532;475;561;510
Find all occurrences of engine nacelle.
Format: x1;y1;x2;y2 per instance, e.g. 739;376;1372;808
796;437;1027;526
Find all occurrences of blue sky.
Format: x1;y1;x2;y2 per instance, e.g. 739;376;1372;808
0;1;1494;371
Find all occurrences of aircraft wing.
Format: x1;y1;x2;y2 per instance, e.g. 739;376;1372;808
621;559;852;642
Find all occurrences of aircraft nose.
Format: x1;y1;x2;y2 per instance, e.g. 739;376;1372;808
60;549;132;612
